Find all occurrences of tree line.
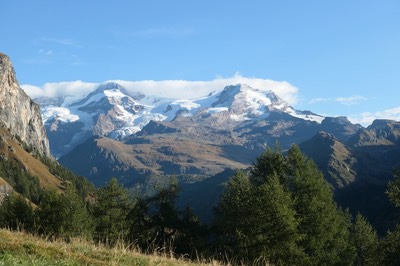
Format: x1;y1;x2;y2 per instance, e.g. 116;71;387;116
1;145;400;265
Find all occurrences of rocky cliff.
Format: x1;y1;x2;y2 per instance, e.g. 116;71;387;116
0;52;50;156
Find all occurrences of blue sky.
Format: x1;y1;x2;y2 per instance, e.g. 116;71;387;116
2;0;400;125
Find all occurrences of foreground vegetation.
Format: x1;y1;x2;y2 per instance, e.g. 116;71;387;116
1;145;400;265
0;228;220;266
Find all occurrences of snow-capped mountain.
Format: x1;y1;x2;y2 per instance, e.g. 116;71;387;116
36;82;324;157
153;84;323;123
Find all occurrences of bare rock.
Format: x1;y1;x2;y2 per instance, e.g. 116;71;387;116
0;52;50;156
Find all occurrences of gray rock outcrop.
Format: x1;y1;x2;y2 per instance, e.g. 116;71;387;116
0;52;50;156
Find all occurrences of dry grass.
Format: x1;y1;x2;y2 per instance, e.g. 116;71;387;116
0;229;223;266
7;138;62;189
0;129;62;191
96;136;248;175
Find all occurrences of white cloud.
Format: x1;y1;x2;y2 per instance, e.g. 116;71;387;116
21;81;98;99
335;96;368;105
114;74;299;105
348;107;400;126
21;74;299;105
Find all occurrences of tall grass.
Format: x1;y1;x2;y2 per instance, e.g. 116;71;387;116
0;228;224;266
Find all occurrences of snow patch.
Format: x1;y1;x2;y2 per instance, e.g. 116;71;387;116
42;107;79;123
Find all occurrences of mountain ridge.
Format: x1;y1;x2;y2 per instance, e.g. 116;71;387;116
54;83;362;188
37;82;324;157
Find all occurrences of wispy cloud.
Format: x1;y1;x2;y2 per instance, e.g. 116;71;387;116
21;74;299;105
349;107;400;126
335;96;368;105
308;95;368;106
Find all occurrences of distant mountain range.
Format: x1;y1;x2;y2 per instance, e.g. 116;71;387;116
36;82;323;157
34;81;400;229
37;82;355;185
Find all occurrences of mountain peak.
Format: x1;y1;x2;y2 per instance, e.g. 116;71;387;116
368;119;399;130
0;53;17;88
212;84;289;113
95;82;127;94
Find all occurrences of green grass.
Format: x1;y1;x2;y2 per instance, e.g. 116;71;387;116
0;229;221;266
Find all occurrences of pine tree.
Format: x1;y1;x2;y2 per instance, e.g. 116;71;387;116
286;145;355;265
35;186;93;239
92;178;133;246
128;179;206;256
0;193;34;231
381;225;400;266
215;170;303;265
381;171;400;265
35;189;64;237
215;145;357;265
59;184;93;239
251;173;303;265
352;213;380;266
127;196;154;249
175;206;206;256
214;171;254;261
149;179;181;247
251;145;287;186
386;170;400;208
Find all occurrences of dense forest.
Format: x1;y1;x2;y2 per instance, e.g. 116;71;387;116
1;145;400;265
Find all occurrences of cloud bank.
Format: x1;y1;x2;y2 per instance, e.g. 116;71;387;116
21;76;400;128
21;74;299;105
348;107;400;126
22;81;98;99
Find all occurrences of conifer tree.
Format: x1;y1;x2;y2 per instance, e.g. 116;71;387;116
215;170;304;265
381;171;400;265
35;189;65;237
59;184;93;239
352;213;380;266
128;179;206;256
92;178;133;246
381;225;400;266
127;196;153;249
386;170;400;208
215;145;356;265
149;179;181;247
175;206;206;256
35;186;92;239
251;145;287;186
286;145;355;265
214;171;254;261
0;193;34;231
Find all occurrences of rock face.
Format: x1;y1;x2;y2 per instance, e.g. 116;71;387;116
0;52;50;156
